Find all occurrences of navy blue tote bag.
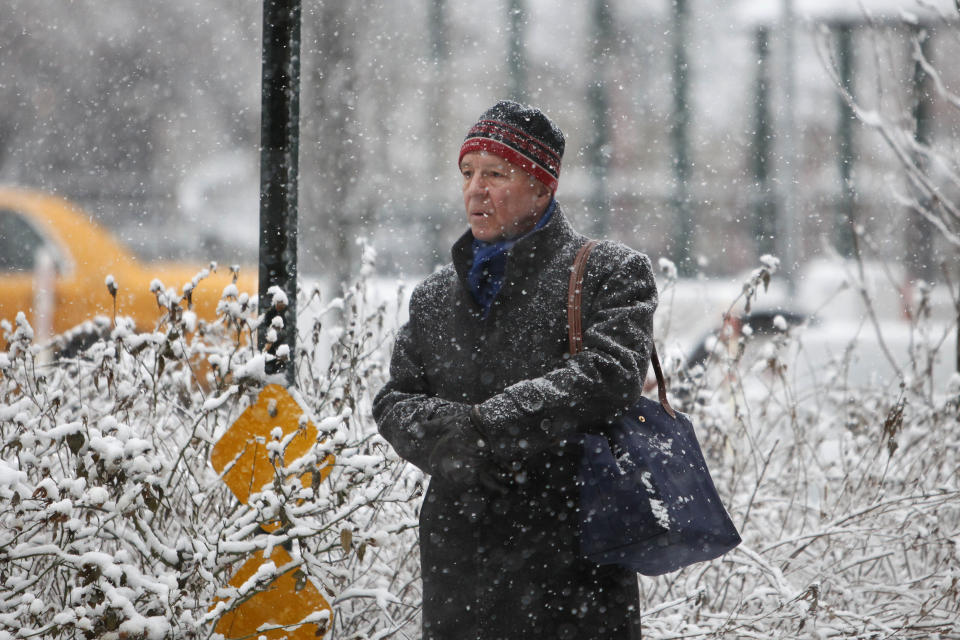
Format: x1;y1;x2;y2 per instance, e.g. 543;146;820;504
569;241;741;576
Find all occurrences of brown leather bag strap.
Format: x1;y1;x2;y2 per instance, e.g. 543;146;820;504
567;240;676;418
648;343;675;417
567;240;597;355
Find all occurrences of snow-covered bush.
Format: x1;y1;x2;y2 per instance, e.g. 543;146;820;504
642;258;960;638
2;250;958;639
0;264;419;639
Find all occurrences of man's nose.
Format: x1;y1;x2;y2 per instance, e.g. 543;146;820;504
464;175;488;199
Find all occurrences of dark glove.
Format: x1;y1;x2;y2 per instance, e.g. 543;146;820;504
423;412;508;493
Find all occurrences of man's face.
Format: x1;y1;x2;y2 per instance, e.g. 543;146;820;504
460;151;552;243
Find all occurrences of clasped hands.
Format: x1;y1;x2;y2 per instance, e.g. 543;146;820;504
420;410;510;493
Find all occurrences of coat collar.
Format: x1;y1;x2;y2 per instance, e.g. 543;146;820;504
452;203;581;306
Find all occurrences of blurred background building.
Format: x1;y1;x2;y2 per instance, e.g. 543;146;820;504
2;0;958;285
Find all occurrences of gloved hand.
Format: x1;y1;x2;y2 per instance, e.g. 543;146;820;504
423;412;508;493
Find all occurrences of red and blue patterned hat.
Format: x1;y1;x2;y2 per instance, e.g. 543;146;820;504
459;100;565;192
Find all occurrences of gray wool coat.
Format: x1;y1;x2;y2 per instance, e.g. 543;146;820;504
373;205;657;640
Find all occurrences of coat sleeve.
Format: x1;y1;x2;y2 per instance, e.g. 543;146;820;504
372;320;467;473
472;248;658;462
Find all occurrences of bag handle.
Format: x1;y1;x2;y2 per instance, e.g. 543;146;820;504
567;240;676;418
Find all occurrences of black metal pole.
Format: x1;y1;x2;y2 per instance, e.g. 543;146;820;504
258;0;301;385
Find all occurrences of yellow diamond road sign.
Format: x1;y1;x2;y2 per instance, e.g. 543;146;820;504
211;384;334;505
214;546;331;640
210;384;334;639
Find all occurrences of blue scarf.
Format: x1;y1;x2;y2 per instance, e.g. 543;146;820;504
466;199;556;317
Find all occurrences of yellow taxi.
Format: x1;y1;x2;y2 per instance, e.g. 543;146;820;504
0;186;257;340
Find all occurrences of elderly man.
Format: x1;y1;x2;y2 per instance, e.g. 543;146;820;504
374;101;656;640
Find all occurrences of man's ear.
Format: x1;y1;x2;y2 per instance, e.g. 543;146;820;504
538;189;553;211
535;180;552;200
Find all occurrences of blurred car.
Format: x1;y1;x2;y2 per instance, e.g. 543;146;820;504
0;186;257;342
684;309;809;369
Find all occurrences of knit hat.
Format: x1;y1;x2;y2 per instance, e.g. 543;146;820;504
459;100;565;192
